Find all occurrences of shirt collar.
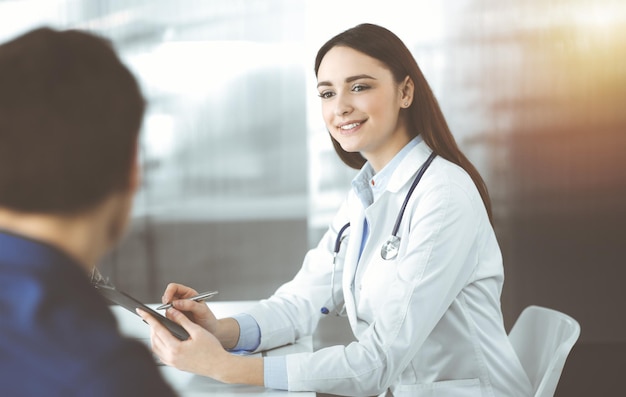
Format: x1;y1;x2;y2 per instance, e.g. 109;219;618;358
0;229;81;271
351;135;423;208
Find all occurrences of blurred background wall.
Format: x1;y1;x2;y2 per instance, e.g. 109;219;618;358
1;0;624;395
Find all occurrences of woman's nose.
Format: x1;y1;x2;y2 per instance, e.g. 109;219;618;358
334;94;353;116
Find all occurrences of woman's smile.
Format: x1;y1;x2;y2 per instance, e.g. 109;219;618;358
337;120;366;135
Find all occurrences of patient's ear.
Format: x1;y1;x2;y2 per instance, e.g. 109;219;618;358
128;140;141;194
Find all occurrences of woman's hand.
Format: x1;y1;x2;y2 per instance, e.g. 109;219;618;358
138;307;227;378
161;283;240;349
137;307;263;385
161;283;218;333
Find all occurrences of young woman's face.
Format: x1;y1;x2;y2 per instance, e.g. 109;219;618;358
316;46;413;171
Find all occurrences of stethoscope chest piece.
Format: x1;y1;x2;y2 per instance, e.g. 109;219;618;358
381;235;400;260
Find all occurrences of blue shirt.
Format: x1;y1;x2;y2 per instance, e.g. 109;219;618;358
235;136;422;390
0;231;178;397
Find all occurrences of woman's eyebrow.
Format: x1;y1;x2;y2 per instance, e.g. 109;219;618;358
317;74;377;88
345;74;376;83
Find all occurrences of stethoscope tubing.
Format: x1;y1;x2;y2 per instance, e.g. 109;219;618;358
333;222;351;254
390;151;437;237
323;151;437;315
334;151;437;255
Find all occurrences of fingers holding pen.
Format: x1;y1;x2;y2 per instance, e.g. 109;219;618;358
166;298;218;334
166;298;203;314
158;291;218;311
161;283;198;304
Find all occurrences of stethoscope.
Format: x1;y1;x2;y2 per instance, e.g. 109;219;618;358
321;151;437;315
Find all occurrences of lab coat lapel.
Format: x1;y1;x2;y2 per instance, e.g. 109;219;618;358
342;197;364;329
343;141;433;330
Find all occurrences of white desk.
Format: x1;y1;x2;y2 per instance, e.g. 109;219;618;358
111;301;314;396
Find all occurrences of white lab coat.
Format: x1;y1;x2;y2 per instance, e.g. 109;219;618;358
245;141;532;396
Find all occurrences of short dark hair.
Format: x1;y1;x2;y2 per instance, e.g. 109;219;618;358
0;27;145;214
315;23;493;223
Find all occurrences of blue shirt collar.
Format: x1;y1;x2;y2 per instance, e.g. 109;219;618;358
0;229;81;271
351;135;422;208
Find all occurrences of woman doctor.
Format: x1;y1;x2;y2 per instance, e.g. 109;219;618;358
138;23;532;396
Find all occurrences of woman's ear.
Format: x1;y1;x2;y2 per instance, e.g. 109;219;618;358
400;76;415;108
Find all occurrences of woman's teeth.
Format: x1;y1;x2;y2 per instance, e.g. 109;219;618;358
340;122;360;130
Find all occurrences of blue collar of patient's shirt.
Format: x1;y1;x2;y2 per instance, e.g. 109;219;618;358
0;229;80;271
351;135;423;209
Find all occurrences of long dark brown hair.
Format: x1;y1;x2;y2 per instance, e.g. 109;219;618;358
314;23;493;224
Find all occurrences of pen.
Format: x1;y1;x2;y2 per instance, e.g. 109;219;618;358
156;290;219;310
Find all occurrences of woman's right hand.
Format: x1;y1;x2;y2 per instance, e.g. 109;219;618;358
161;282;241;349
161;283;218;334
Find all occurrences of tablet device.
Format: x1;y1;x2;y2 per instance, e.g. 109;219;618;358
95;285;190;341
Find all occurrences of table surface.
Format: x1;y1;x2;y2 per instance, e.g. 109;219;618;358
111;300;314;396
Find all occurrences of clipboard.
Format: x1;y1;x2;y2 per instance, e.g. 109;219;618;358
95;284;190;341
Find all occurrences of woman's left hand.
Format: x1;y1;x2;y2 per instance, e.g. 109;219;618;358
137;307;229;380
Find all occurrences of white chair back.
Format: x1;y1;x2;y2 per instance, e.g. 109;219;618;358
508;305;581;397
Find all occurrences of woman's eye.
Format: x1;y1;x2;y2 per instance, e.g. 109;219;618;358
352;84;369;92
318;91;334;99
